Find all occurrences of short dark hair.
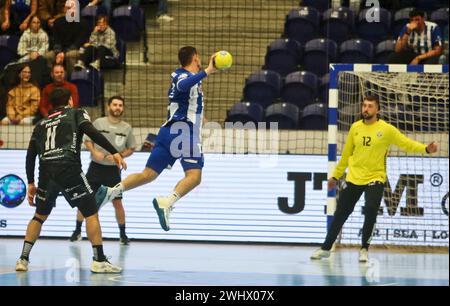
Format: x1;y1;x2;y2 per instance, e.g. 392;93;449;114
409;9;425;19
96;14;108;24
52;64;65;72
49;87;71;108
108;95;125;105
363;95;380;110
178;46;197;67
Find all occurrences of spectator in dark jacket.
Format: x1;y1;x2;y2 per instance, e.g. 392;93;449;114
37;0;66;30
44;1;89;74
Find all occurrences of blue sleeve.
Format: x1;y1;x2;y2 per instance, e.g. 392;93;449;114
398;25;407;40
177;70;208;92
432;26;443;47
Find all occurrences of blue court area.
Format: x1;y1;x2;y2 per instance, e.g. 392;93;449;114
0;239;448;286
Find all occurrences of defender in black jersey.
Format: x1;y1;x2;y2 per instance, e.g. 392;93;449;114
16;87;127;273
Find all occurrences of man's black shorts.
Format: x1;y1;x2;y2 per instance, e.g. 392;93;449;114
85;162;122;200
35;163;98;218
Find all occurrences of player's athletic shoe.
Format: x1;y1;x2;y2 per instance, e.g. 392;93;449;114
310;248;331;260
120;234;130;245
90;259;122;273
95;185;120;209
69;230;82;242
153;197;172;231
359;248;369;262
15;258;29;272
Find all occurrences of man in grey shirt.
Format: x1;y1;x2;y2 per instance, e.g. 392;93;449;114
70;95;136;245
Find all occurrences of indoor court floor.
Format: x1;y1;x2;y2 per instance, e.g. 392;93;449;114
0;238;448;286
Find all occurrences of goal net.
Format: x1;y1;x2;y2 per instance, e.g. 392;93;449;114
329;64;449;247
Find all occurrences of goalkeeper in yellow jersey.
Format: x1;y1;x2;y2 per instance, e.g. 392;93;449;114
311;96;438;262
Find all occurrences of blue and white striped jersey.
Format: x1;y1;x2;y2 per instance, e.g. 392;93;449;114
398;21;443;54
163;68;207;128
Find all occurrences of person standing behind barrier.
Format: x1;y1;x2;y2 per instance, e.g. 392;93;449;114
70;95;136;245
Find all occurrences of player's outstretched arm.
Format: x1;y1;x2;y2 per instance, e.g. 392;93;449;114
390;125;435;154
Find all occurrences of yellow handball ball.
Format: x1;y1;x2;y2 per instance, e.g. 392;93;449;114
214;51;233;70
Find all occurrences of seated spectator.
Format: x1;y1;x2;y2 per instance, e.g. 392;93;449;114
45;1;89;74
37;0;66;30
39;64;79;117
17;15;49;63
11;0;38;32
1;64;39;125
389;8;443;64
74;15;118;70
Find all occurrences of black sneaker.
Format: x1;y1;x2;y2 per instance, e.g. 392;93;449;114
69;230;82;242
120;235;130;245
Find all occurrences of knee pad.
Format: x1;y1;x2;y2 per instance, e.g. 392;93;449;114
32;216;45;224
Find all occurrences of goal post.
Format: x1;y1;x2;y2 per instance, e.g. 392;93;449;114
327;64;449;247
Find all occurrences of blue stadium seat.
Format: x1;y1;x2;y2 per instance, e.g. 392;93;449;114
69;69;104;107
0;35;20;71
225;102;264;125
375;39;396;64
415;0;446;13
318;73;329;104
393;7;424;38
265;38;302;76
303;38;338;76
395;103;419;131
299;103;327;130
78;0;90;8
284;7;320;44
390;0;416;10
321;7;355;44
412;103;447;132
340;39;374;63
81;4;108;33
264;102;300;129
281;71;318;109
431;8;449;29
111;5;145;42
243;70;282;109
301;0;330;13
357;8;392;44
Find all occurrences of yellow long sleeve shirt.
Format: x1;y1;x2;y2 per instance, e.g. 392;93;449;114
332;119;428;185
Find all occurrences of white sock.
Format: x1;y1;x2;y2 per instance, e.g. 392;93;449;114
113;183;124;195
166;191;180;206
